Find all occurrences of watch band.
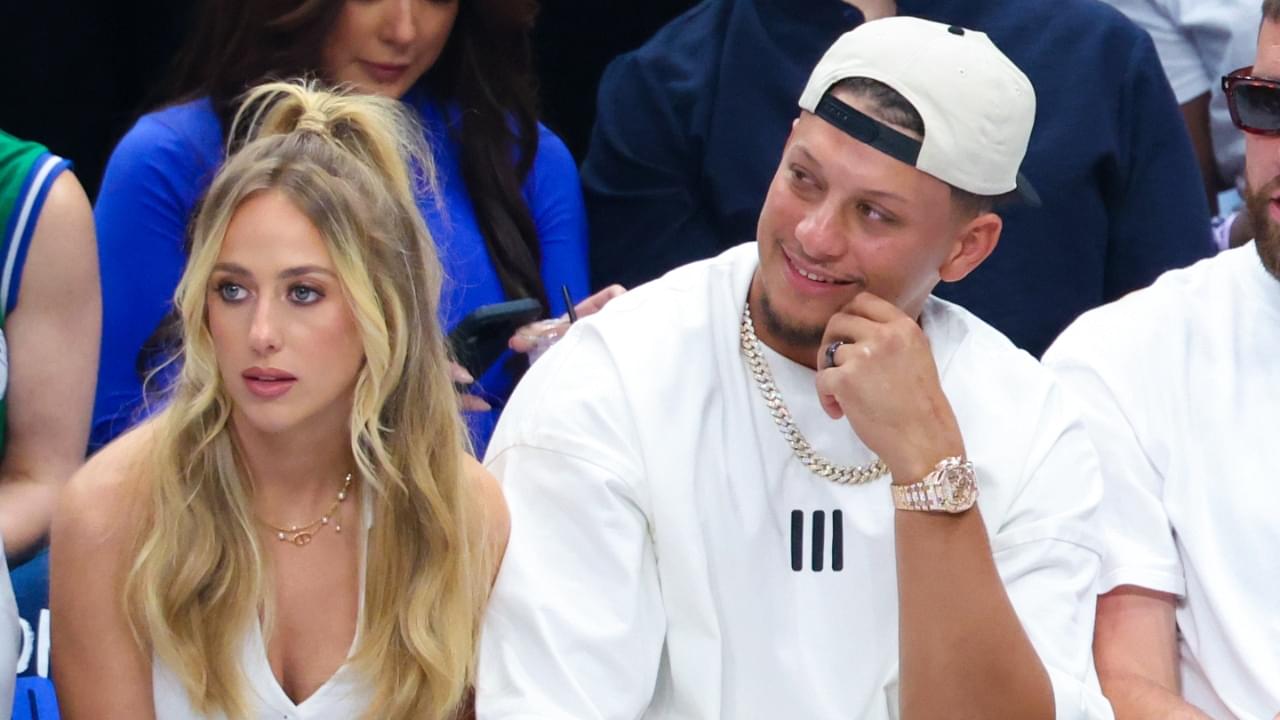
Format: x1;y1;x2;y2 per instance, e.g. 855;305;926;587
891;456;978;513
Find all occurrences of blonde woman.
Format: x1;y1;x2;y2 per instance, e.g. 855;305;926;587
49;80;509;719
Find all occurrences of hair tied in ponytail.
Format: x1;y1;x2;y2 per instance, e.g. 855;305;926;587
295;108;329;135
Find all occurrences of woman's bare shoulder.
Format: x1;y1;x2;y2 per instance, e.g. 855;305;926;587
57;421;158;540
463;453;509;567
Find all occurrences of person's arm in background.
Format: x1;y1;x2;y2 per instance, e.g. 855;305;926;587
581;42;725;291
1104;32;1217;301
526;124;591;315
1180;92;1222;215
91;110;213;450
510;124;625;355
844;0;894;21
1094;587;1212;719
1098;0;1229;214
0;170;99;563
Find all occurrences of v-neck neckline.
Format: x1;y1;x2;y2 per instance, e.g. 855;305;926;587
249;485;372;713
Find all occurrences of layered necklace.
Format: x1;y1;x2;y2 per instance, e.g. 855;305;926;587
740;302;887;485
260;471;354;546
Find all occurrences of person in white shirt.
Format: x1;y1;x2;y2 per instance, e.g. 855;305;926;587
477;17;1112;720
1044;4;1280;718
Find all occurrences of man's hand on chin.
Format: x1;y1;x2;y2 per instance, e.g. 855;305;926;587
814;291;963;484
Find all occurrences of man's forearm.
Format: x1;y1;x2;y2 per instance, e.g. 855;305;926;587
1102;671;1212;720
896;508;1054;719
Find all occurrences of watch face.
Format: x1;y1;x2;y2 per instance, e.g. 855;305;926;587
938;464;978;512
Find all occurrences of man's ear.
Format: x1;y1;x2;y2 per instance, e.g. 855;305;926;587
939;212;1001;283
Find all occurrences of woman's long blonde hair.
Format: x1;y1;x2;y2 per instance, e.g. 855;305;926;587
124;80;487;719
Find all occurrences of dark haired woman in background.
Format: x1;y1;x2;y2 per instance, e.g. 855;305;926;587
92;0;590;453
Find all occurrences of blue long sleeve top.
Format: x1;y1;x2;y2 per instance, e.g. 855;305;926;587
92;89;589;454
583;0;1218;357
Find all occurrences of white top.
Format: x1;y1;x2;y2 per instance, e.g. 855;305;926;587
1044;244;1280;720
1098;0;1257;185
477;243;1113;719
152;490;373;719
0;535;17;716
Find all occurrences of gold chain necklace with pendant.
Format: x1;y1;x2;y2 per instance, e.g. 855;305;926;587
259;472;354;547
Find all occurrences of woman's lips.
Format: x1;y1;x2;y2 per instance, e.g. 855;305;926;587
361;61;410;84
242;369;297;399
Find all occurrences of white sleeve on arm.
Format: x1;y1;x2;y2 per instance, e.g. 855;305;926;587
476;442;665;720
1043;342;1184;597
990;384;1116;720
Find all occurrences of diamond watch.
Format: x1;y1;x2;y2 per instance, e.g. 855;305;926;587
891;456;978;513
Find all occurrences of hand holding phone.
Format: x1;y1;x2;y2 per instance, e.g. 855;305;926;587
448;298;544;381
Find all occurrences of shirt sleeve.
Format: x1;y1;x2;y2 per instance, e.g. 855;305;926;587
525;125;590;317
477;445;665;720
1043;326;1185;598
476;332;665;719
580;50;725;291
988;381;1116;719
91;113;209;449
1102;28;1217;302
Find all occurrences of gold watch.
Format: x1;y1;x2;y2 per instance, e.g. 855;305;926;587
891;456;978;513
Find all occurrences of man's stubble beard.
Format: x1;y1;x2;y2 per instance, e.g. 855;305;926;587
758;288;826;348
1245;177;1280;281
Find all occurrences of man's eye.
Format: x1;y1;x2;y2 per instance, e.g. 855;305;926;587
857;202;892;223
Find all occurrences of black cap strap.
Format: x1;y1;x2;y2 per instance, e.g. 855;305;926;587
813;92;921;167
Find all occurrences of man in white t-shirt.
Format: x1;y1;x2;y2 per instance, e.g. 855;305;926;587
478;17;1112;719
1043;6;1280;718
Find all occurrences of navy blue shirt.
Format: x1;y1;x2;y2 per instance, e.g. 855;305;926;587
93;90;589;455
583;0;1217;356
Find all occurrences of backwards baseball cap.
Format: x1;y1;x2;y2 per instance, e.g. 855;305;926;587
797;16;1039;206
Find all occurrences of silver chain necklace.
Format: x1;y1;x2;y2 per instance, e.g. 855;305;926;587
740;302;888;485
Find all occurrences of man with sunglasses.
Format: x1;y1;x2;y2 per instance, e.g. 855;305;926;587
1044;4;1280;717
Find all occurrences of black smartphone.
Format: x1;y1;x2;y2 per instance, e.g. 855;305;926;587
448;298;544;382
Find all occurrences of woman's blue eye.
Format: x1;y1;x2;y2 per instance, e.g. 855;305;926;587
217;282;247;302
289;285;322;304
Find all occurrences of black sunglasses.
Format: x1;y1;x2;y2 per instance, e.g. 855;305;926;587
1224;66;1280;135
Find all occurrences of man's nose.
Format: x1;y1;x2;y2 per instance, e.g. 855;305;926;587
794;202;846;260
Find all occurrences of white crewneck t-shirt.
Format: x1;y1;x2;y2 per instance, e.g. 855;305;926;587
152;489;373;719
1045;243;1280;720
477;243;1113;719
